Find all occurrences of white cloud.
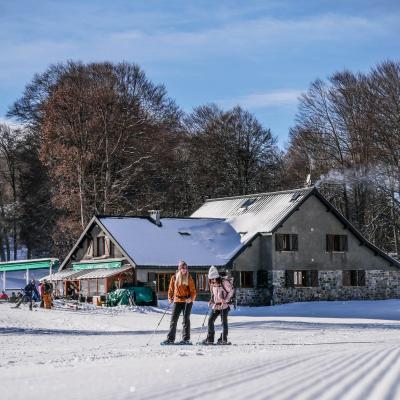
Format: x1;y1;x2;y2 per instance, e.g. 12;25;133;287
0;13;395;78
218;89;303;109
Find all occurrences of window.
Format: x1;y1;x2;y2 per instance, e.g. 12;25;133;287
88;280;98;296
326;235;348;252
80;280;89;296
343;270;365;287
151;273;173;292
240;271;254;288
275;234;299;251
293;271;304;287
98;279;105;294
290;192;301;202
240;198;256;210
96;236;105;256
196;273;209;291
285;270;318;288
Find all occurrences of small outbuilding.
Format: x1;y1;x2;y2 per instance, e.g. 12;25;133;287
0;258;59;294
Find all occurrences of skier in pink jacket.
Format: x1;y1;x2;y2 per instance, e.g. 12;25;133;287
202;266;234;345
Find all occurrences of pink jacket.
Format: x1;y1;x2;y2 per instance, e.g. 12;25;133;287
210;279;234;310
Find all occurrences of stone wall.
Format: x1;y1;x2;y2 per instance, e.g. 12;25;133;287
271;269;400;305
236;287;271;306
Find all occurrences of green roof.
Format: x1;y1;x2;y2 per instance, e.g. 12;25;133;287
72;260;123;271
0;258;58;272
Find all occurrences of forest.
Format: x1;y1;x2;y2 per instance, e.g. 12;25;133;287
0;60;399;260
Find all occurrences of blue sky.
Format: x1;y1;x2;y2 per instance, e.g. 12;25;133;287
0;0;399;147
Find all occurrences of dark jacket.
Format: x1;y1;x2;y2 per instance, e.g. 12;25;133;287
24;282;39;299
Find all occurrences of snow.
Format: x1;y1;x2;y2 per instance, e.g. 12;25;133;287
191;188;312;242
99;217;242;266
1;299;400;400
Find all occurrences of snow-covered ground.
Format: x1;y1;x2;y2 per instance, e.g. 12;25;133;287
1;300;400;400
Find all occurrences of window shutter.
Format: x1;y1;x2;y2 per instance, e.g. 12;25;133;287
311;270;318;287
231;271;240;287
247;271;254;288
276;234;283;251
292;235;298;251
326;235;334;251
342;270;350;286
342;235;348;251
302;271;308;287
358;270;366;286
257;270;268;287
285;270;294;288
350;270;358;286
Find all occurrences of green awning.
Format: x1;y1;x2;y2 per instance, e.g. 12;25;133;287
0;259;58;272
72;260;122;271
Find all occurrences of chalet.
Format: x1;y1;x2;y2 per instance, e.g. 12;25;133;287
58;187;400;305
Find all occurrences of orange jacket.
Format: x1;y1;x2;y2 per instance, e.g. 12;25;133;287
168;273;196;303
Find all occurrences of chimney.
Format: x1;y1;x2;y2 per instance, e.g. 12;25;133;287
305;174;312;187
149;210;162;227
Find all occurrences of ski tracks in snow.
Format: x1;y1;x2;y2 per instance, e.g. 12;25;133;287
142;344;400;400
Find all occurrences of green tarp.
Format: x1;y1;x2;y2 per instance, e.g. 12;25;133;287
72;261;122;271
107;287;154;306
0;259;58;272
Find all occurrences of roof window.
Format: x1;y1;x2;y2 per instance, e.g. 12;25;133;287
240;198;256;210
290;192;301;202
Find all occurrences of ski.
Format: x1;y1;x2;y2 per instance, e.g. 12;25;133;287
196;341;232;346
160;341;193;346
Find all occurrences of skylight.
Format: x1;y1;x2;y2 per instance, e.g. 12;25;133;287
240;198;256;210
290;192;301;202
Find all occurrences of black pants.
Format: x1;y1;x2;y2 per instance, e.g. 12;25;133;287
167;302;192;342
15;294;33;310
207;307;229;341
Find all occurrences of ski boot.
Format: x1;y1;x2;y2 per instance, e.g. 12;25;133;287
177;339;192;345
160;339;175;346
217;337;232;345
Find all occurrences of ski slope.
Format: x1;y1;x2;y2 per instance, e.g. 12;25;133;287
1;300;400;400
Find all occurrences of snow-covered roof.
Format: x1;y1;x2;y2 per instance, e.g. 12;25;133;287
99;217;242;267
76;265;133;279
191;187;314;242
40;269;89;281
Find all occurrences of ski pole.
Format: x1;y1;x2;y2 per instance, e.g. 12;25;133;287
146;303;171;346
196;303;211;345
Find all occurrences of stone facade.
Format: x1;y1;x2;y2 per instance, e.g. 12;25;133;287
236;287;271;306
271;269;400;305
